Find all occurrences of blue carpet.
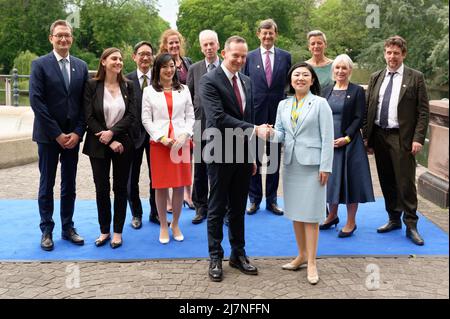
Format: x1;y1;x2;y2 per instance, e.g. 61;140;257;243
0;199;447;261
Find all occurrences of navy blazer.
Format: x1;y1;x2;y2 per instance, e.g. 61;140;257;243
125;70;148;148
243;47;291;125
29;52;89;143
82;79;136;159
322;82;366;140
199;66;255;163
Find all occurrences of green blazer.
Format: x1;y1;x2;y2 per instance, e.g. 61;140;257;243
363;65;429;151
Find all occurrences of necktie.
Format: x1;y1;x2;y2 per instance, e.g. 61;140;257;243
379;72;396;128
232;75;244;115
264;50;272;87
207;63;216;72
141;75;148;91
60;58;70;90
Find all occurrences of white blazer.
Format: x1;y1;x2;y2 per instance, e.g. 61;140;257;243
142;84;195;142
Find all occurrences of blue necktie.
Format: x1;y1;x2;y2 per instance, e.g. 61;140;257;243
61;58;70;90
379;72;396;128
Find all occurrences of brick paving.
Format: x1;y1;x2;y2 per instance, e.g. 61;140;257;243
0;150;448;299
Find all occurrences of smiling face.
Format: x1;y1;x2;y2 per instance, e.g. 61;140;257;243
384;45;406;72
133;44;153;74
159;59;176;83
333;62;351;83
102;51;123;75
291;67;314;95
257;27;277;50
308;35;327;58
167;35;181;57
222;41;248;74
49;25;73;56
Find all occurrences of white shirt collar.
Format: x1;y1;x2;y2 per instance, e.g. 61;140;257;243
260;46;275;55
53;50;70;62
221;63;240;82
137;68;151;80
386;63;404;76
205;57;220;68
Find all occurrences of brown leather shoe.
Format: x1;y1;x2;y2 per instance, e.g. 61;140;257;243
246;203;260;215
41;233;54;251
62;228;84;245
267;203;284;216
406;227;425;246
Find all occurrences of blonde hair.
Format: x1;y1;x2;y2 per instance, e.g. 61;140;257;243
331;54;353;81
158;29;186;57
307;30;327;44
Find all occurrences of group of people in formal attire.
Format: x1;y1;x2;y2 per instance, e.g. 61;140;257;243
29;18;429;285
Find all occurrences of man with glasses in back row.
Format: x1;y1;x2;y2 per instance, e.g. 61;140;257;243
29;20;89;251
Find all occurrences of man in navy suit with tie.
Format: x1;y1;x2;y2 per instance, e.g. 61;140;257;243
244;19;291;216
29;20;88;251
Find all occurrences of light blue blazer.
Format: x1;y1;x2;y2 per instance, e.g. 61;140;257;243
271;92;334;172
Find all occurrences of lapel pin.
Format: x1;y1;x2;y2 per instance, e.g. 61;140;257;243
72;68;75;72
347;95;351;98
257;65;261;68
402;84;407;88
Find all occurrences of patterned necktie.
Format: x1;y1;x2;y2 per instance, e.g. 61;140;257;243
265;50;272;87
291;97;305;128
232;75;244;115
379;72;396;128
141;75;148;91
207;63;216;72
60;58;70;90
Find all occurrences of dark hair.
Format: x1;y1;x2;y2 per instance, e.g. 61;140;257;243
287;62;321;96
93;47;128;84
133;41;154;54
151;53;183;92
257;18;278;33
384;35;407;54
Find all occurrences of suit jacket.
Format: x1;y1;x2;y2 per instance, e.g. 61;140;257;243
125;70;149;148
272;92;334;172
363;65;429;151
187;58;221;142
322;82;366;140
243;47;291;125
141;85;195;142
29;52;89;143
199;66;255;163
82;79;136;158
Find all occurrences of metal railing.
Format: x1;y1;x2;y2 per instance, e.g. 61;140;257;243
0;68;30;106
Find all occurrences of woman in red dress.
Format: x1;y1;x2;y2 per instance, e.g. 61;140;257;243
142;53;195;244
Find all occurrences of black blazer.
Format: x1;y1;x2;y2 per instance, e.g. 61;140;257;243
126;70;148;148
199;66;255;163
322;82;366;140
82;78;136;158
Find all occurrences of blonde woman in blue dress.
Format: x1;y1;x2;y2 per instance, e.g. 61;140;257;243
270;62;334;285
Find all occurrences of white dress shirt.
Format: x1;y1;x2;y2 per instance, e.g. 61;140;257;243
53;50;71;82
205;57;220;72
375;64;404;128
220;64;246;112
103;88;126;129
260;46;275;72
137;68;151;89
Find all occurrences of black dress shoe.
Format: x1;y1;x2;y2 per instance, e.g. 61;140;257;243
267;203;284;215
209;259;223;282
406;227;425;246
62;228;84;245
377;220;402;233
246;203;260;215
41;233;54;251
229;255;258;275
319;217;339;230
192;211;206;224
338;225;357;238
131;216;142;229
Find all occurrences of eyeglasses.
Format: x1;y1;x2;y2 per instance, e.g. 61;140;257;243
137;52;153;58
52;34;72;40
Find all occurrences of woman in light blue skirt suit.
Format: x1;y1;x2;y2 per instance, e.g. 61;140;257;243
270;62;334;284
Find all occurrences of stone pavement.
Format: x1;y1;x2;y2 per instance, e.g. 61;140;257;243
0;151;448;300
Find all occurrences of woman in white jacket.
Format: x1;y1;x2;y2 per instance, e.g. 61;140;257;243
142;53;195;244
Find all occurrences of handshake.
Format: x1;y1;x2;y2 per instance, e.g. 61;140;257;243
255;124;274;140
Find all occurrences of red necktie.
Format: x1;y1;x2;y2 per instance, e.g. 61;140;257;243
232;75;244;115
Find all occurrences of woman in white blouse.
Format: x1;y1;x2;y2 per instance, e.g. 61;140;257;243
83;47;135;249
142;53;195;244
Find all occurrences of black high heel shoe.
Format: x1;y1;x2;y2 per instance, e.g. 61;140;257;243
338;225;357;238
183;200;195;210
319;217;339;230
95;234;110;247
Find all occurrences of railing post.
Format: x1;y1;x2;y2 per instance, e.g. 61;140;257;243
5;78;12;106
12;68;19;107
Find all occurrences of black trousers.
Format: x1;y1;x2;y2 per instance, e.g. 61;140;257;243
372;126;418;227
192;140;208;215
127;137;157;218
37;142;79;235
90;147;132;234
249;140;281;206
207;163;252;260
